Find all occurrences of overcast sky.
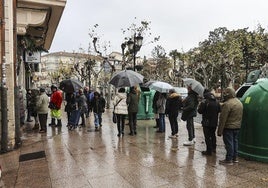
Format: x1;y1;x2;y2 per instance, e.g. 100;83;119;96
49;0;268;57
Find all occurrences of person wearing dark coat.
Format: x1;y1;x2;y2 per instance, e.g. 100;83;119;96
198;89;221;155
126;86;139;136
91;91;106;130
77;89;88;127
65;92;76;124
152;91;160;128
165;89;183;138
181;86;199;146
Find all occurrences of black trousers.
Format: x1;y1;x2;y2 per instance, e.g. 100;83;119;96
168;112;179;135
38;113;48;131
128;112;137;133
203;126;217;152
116;114;126;134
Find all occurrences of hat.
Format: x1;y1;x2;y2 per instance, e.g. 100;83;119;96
51;85;57;89
40;88;45;92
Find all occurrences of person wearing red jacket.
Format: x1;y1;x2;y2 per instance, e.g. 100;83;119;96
49;85;63;127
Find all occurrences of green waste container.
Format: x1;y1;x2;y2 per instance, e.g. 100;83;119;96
137;87;155;120
238;78;268;162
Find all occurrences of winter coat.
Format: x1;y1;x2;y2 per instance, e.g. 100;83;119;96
152;92;160;114
50;90;63;109
165;92;183;115
217;97;243;135
113;93;128;115
127;90;139;113
65;93;76;112
77;93;88;113
156;95;166;114
91;96;106;114
36;92;50;114
181;90;198;121
198;92;221;127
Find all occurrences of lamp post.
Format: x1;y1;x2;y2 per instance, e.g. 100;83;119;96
121;42;126;70
126;33;143;71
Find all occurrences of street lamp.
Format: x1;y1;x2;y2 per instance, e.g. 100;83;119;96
121;42;126;70
126;33;143;71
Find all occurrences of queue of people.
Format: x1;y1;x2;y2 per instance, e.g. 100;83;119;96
21;82;243;166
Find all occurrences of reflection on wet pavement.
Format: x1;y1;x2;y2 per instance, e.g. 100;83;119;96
0;109;268;187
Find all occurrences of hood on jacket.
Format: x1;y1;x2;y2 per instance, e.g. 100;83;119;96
169;92;181;98
223;87;236;101
204;91;216;100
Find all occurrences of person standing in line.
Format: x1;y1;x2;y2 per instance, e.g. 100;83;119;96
77;89;88;127
48;85;63;127
26;89;33;122
165;89;183;138
127;86;139;136
181;85;199;146
19;88;26;127
31;89;40;130
218;87;243;165
36;88;50;133
91;91;106;131
156;93;167;133
65;92;76;125
198;89;221;155
113;88;128;137
152;91;160;129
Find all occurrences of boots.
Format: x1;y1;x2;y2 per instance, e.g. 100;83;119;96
32;123;39;130
55;119;62;127
49;118;56;126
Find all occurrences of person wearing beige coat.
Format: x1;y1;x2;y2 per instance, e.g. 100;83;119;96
36;88;50;133
113;88;128;137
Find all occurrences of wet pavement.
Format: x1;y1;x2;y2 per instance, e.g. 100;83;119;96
0;109;268;188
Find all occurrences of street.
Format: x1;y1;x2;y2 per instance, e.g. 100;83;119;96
0;109;267;187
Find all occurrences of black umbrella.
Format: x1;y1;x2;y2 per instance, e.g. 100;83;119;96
59;79;84;93
109;70;144;88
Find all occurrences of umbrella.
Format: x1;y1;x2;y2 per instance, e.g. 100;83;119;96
149;81;173;93
142;80;157;88
182;78;204;97
59;79;84;93
109;70;144;88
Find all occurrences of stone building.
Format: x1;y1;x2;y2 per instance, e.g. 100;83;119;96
0;0;66;150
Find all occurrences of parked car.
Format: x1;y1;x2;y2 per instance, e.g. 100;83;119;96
174;87;188;100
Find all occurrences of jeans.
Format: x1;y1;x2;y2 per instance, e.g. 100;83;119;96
186;117;195;141
168;112;179;135
223;129;239;161
158;113;166;132
94;112;102;127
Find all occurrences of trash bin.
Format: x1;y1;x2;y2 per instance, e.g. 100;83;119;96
137;86;155;120
238;78;268;162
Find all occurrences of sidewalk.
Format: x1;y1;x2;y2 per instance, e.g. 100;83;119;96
0;109;268;188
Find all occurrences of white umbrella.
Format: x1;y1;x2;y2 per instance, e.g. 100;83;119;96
149;81;173;93
183;78;204;97
109;70;144;88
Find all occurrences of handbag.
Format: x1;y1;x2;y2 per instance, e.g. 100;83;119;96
112;112;117;124
112;98;123;124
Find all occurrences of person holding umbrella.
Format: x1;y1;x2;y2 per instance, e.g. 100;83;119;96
113;88;128;137
181;85;199;146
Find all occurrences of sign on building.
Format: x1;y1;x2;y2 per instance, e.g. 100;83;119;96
25;51;41;63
